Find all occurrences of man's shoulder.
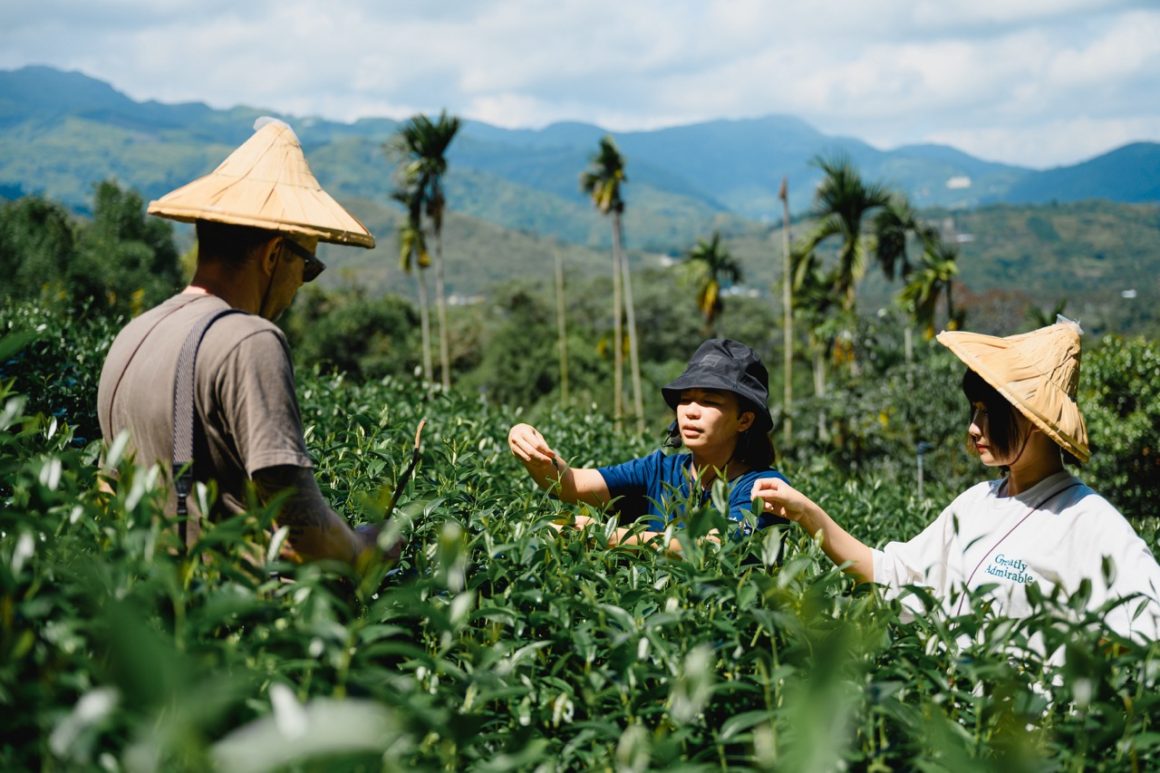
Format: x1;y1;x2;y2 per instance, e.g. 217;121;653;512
206;308;282;340
124;295;288;369
199;310;288;369
116;294;273;337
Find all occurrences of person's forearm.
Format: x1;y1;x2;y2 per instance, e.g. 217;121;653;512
607;526;660;548
255;466;363;565
282;512;362;564
527;460;611;508
527;458;577;501
796;502;874;583
606;527;719;554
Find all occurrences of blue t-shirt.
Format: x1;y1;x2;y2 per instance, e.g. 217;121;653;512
597;450;789;532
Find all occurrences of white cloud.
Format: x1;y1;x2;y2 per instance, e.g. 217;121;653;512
929;115;1160;167
0;0;1156;166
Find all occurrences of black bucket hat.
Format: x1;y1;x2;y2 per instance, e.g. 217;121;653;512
661;339;772;431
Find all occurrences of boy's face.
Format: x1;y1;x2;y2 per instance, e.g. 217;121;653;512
676;388;753;456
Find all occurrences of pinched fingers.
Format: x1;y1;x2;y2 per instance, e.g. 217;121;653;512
750;478;808;521
508;423;555;465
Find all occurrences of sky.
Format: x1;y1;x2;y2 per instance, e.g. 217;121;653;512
2;0;1158;169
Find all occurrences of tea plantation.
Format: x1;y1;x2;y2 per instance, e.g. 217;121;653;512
2;304;1159;772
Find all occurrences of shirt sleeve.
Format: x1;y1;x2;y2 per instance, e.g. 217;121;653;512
1087;513;1160;642
872;501;957;594
597;450;661;499
218;329;313;475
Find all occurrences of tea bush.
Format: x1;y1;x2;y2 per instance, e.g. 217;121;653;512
1081;334;1160;519
0;300;121;446
2;311;1159;771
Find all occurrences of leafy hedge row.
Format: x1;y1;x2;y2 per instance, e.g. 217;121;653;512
2;306;1159;770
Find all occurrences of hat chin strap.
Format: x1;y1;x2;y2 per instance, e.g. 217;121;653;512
257;247;283;320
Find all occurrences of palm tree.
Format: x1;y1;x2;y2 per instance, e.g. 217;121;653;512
872;196;939;282
778;177;794;448
685;232;742;338
391;188;433;382
581;135;643;431
873;195;941;361
388;111;461;390
898;238;961;340
791;244;840;441
795;155;892;389
803;155;893;314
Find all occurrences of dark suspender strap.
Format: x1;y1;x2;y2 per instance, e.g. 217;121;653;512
173;308;245;545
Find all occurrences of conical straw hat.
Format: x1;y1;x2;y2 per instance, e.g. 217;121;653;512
148;117;375;248
936;318;1089;463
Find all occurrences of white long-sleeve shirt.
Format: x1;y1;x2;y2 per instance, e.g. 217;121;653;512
872;471;1160;642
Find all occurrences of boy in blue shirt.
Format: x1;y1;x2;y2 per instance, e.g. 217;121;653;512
508;339;789;550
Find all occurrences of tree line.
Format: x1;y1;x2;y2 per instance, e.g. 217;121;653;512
0;124;969;458
379;113;967;445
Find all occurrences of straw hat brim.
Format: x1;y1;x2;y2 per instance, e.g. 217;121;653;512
937;329;1090;463
147;120;375;248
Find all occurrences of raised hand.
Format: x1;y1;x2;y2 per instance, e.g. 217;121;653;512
750;477;813;522
508;423;561;477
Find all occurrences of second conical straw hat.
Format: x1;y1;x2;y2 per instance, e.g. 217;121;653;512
936;318;1090;463
148;117;375;248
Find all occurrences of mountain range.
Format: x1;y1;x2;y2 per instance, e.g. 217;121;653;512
1;65;1158;337
2;65;1158;247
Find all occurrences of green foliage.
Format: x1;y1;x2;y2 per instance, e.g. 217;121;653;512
72;180;182;313
3;351;1158;769
780;314;977;488
459;286;560;409
0;195;76;302
0;181;181;316
284;285;421;380
1080;335;1160;518
0;300;121;445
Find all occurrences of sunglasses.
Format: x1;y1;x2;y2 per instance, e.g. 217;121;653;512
281;237;326;282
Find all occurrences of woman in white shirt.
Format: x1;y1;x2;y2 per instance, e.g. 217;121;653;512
751;318;1160;641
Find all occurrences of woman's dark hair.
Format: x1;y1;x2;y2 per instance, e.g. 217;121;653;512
734;397;776;468
961;369;1079;466
662;396;776;469
961;369;1023;460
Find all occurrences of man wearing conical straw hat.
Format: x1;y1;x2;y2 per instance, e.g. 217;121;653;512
98;118;391;566
751;318;1160;646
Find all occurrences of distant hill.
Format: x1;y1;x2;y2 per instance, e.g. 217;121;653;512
999;143;1160;204
320;194;1159;338
3;65;1158;252
1;66;1158;336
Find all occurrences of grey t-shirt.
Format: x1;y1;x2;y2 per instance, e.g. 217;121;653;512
97;293;312;540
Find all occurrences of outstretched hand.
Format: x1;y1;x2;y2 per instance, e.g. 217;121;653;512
750;478;814;523
508;423;562;478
